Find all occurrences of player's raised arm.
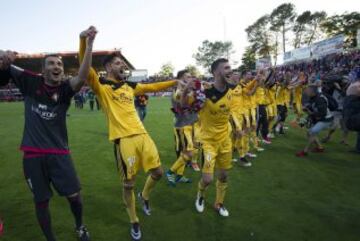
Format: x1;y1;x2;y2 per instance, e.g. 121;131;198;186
180;79;194;107
70;26;98;92
78;26;101;94
133;79;178;95
246;78;258;96
0;50;18;86
179;79;206;110
0;50;43;95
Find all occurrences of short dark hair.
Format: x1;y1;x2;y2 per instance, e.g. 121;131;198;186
102;53;121;68
210;58;228;74
42;54;62;69
176;69;189;79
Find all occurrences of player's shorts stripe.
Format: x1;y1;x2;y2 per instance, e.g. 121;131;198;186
113;141;119;171
174;129;182;158
243;114;247;127
114;139;128;179
200;144;204;169
183;129;189;152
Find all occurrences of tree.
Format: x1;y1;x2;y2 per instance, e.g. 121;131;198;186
239;46;256;71
321;12;360;48
246;15;283;64
293;11;312;48
158;62;174;78
185;65;201;78
246;15;272;58
270;3;296;53
305;11;327;45
193;40;234;69
269;24;281;65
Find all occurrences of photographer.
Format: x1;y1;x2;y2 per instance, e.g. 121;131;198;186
296;85;334;157
343;68;360;153
321;75;349;145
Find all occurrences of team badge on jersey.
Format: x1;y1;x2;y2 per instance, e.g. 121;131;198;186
52;93;59;102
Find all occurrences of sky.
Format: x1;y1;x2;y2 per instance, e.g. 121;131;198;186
0;0;358;75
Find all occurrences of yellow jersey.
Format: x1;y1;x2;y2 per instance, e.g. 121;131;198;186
294;85;303;102
199;84;233;142
276;85;290;106
268;85;277;105
230;84;245;115
240;82;251;110
284;87;291;107
241;79;257;110
255;86;269;105
79;38;176;141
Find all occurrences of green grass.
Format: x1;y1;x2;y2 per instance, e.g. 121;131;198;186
0;98;360;241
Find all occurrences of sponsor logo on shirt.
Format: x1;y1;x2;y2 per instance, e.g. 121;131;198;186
112;93;133;103
52;93;59;102
31;104;57;120
209;104;230;116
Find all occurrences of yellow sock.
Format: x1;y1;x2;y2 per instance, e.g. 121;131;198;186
170;155;187;173
242;133;250;156
234;137;242;158
197;180;208;198
238;136;247;158
215;180;228;205
192;148;199;163
231;134;236;150
176;163;186;176
268;119;275;132
250;130;259;149
142;175;157;200
122;189;139;223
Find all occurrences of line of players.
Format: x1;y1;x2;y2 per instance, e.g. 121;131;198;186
0;26;308;241
166;67;305;183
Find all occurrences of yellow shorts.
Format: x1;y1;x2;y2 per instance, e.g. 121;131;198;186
200;137;232;174
266;104;277;118
114;134;161;180
230;112;245;132
174;125;194;157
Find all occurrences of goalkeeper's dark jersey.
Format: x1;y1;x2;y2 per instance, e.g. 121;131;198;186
0;65;75;154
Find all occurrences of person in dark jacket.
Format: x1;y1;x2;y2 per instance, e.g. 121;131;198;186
296;85;334;157
343;68;360;153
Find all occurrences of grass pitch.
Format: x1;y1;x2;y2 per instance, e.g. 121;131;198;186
0;98;359;241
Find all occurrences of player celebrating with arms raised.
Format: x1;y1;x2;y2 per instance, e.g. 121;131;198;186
79;31;178;240
184;58;237;217
0;26;97;241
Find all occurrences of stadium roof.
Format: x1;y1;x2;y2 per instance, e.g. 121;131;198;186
14;49;135;74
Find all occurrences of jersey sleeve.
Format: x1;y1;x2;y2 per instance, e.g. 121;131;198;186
0;68;11;86
133;80;176;95
230;113;241;131
60;79;76;103
230;97;241;131
245;79;257;93
0;65;42;96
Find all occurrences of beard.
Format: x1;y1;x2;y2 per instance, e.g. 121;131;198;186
113;69;127;81
44;71;64;85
